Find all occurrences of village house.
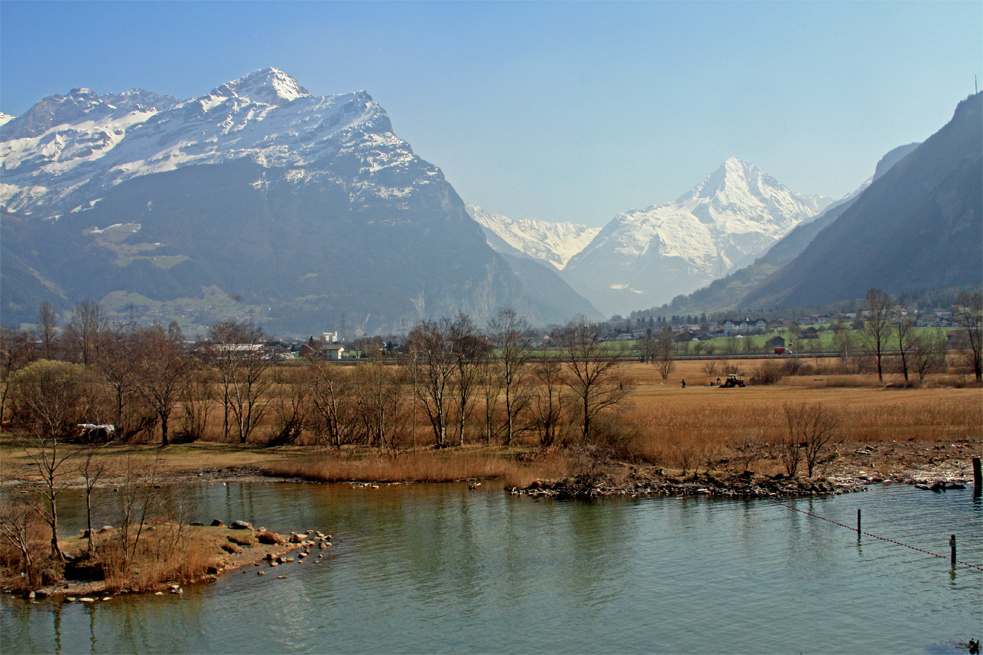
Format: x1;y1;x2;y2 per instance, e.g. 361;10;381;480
298;340;347;360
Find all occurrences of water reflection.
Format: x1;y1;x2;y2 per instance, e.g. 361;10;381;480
2;483;979;655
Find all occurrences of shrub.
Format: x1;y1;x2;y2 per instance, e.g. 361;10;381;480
752;362;785;385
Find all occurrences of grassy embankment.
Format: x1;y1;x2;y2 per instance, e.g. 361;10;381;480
0;518;294;594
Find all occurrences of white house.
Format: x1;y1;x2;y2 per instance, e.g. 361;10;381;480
320;344;346;360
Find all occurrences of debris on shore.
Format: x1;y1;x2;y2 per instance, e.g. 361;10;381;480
511;470;867;499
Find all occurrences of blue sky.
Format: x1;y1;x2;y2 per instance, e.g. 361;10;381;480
2;1;980;227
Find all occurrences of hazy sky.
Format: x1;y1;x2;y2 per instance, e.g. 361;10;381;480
2;1;980;227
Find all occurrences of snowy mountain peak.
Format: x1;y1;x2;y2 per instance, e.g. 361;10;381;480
211;67;311;106
691;157;774;202
0;69;405;215
467;204;601;269
0;113;13;127
562;160;834;316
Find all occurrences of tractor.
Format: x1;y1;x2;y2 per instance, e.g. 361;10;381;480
720;373;746;388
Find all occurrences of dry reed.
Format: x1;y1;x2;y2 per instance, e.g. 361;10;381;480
266;448;570;488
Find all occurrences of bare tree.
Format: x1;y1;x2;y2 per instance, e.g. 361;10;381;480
36;301;58;359
1;327;36;427
449;312;487;446
69;300;106;365
351;361;407;451
11;360;95;560
831;320;854;371
305;360;356;449
132;326;191;446
167;320;183;344
861;289;893;382
783;403;839;478
733;432;762;473
894;303;916;385
910;329;949;383
112;452;165;585
637;336;658;364
179;361;213;441
531;356;566;447
95;323;154;439
487;308;531;445
404;319;454;448
954;291;982;381
701;359;720;380
556;317;629;445
205;319;272;443
478;358;502;445
654;325;675;380
0;494;44;587
76;433;115;555
268;365;309;446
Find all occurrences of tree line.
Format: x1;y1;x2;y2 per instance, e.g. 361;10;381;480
1;304;635;453
859;288;981;384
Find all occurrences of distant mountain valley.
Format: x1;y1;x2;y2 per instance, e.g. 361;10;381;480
1;67;978;334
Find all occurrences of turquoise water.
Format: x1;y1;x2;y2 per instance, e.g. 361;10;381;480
2;483;980;654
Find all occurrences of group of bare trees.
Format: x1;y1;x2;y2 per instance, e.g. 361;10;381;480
402;311;629;450
636;326;676;379
860;288;978;383
1;302;633;455
1;302;275;448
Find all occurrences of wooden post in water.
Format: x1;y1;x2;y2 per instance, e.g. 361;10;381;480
857;508;861;534
973;457;981;495
950;535;956;566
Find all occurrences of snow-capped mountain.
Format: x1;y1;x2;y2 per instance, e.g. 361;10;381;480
0;113;13;127
561;158;832;316
466;204;600;269
1;68;593;333
0;69;413;217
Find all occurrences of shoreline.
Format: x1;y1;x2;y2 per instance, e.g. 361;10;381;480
7;524;333;601
5;460;977;601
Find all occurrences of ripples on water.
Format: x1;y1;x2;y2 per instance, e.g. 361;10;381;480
2;483;980;654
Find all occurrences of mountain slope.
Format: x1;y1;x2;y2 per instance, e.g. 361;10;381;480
561;158;831;316
744;93;982;308
0;68;588;333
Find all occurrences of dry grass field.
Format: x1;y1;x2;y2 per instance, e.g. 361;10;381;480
618;360;981;475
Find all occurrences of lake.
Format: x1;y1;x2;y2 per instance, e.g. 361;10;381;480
2;481;980;654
